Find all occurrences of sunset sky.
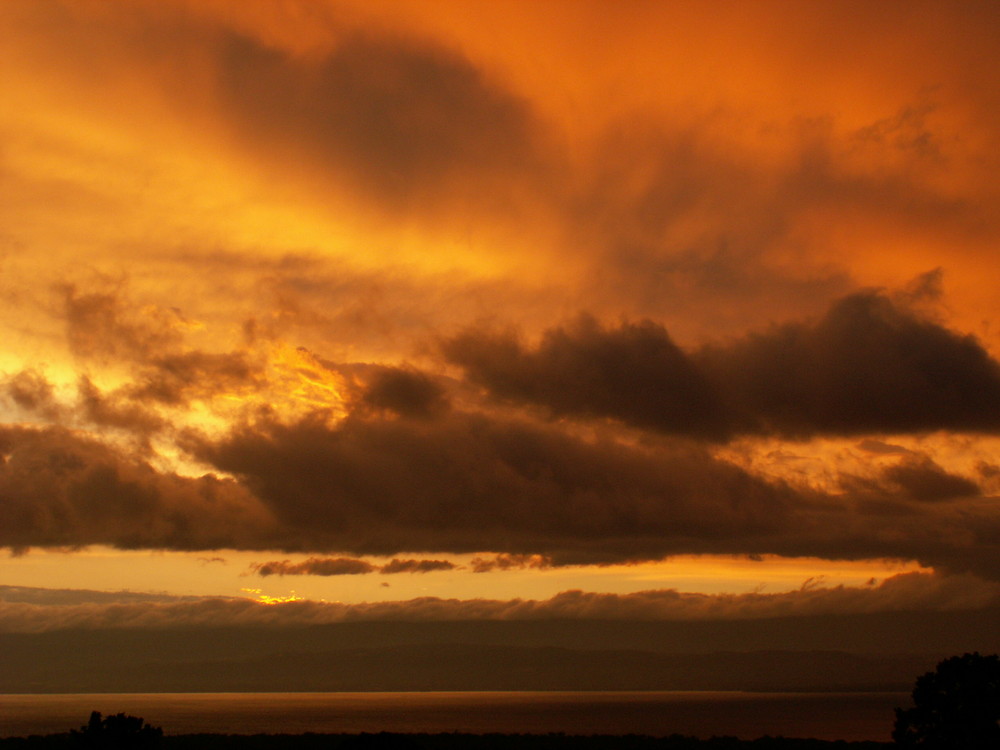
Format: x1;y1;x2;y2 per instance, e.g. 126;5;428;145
2;0;1000;636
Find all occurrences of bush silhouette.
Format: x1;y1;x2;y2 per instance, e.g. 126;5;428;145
893;652;1000;748
71;712;163;750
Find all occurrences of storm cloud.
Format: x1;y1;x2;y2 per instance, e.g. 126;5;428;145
0;425;277;552
0;386;997;578
184;406;1000;578
187;409;798;563
445;291;1000;439
357;366;450;419
2;285;1000;580
846;454;982;504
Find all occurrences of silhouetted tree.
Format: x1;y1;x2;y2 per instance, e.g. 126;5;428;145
71;712;162;750
341;733;423;750
893;652;1000;748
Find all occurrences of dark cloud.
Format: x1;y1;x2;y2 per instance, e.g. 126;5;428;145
379;559;456;575
249;556;456;578
187;409;797;564
359;366;449;419
707;291;1000;437
978;462;1000;479
1;360;998;577
5;281;999;577
857;439;912;456
445;290;1000;440
443;314;727;438
878;456;981;503
252;557;376;577
183;406;1000;578
0;425;277;551
840;454;981;514
230;557;458;577
219;30;550;214
470;554;552;573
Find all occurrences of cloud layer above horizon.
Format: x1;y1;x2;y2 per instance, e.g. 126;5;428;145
1;571;997;633
1;0;1000;609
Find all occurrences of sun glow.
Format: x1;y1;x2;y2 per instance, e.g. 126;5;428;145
241;587;304;606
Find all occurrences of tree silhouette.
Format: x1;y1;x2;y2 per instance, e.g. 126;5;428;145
72;712;163;750
893;652;1000;748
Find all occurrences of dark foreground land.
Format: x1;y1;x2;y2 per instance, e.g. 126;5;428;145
0;733;891;750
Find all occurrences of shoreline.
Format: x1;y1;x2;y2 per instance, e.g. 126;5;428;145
0;731;894;749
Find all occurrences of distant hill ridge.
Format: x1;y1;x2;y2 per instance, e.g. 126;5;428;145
2;608;997;692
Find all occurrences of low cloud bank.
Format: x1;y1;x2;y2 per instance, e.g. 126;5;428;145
0;572;996;633
2;401;999;577
250;557;456;576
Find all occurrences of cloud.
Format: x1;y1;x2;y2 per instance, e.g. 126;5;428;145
182;405;1000;578
876;456;981;502
3;368;163;439
186;408;799;564
249;556;463;577
248;556;457;578
379;559;456;575
1;369;65;423
61;285;184;363
0;337;998;578
4;0;996;353
857;439;913;456
551;88;998;340
0;572;996;633
443;314;727;438
0;3;997;588
707;291;1000;437
60;285;265;409
0;424;278;551
125;351;260;406
75;376;165;436
0;584;198;606
251;557;376;577
357;366;450;419
217;28;552;216
445;290;1000;439
470;554;552;573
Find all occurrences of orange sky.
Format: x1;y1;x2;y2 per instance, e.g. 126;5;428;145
1;0;1000;625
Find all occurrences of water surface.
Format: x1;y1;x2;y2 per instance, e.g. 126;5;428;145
0;691;906;742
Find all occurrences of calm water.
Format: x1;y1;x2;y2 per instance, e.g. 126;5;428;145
0;691;906;742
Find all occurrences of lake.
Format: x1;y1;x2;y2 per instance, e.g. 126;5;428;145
0;691;907;742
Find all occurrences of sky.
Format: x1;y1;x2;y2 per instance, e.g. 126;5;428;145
1;0;1000;636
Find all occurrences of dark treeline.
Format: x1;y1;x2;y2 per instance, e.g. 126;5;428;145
0;733;890;750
